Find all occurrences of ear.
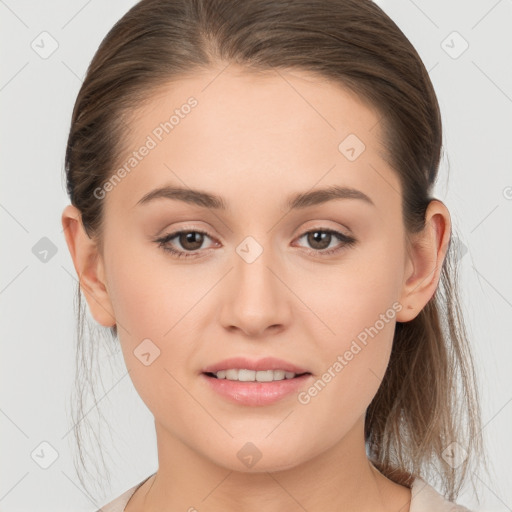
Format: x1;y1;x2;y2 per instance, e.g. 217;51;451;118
61;204;116;327
396;199;451;323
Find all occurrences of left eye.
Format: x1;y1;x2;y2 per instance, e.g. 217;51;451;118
294;229;356;254
155;228;356;259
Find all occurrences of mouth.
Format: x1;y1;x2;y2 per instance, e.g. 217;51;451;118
203;369;311;382
200;361;313;406
201;356;311;377
200;357;313;405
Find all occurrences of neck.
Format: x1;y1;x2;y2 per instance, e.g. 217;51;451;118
133;415;411;512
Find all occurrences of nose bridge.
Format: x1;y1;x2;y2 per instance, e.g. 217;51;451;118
219;234;291;335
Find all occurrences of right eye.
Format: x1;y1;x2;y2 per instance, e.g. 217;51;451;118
154;229;218;259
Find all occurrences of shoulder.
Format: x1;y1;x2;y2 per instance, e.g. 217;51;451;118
410;477;473;512
96;474;155;512
95;485;138;512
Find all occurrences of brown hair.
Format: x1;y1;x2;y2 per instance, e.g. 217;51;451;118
64;0;486;502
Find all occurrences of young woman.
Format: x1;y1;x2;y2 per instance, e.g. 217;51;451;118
61;0;485;510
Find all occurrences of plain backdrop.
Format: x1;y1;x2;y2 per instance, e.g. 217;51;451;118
1;0;511;510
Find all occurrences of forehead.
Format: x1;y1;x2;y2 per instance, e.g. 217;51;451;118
129;65;383;151
107;65;400;214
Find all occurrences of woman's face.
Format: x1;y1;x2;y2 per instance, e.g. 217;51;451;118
89;66;417;471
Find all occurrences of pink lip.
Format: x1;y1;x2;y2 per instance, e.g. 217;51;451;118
201;356;310;374
201;373;313;406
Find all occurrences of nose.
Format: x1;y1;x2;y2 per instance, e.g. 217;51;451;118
218;239;292;338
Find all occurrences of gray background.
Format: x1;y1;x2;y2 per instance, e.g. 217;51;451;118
1;0;511;510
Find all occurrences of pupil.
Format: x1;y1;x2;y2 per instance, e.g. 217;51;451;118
309;231;330;250
182;232;203;250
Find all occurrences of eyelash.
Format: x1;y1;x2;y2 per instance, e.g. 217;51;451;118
154;227;357;260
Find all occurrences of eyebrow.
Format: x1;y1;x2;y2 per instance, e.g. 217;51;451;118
135;184;375;210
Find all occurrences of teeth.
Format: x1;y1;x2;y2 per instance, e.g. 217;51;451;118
212;369;299;381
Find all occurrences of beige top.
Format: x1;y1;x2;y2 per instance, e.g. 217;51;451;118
97;472;473;512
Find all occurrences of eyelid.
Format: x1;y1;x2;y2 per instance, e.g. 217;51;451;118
293;219;353;237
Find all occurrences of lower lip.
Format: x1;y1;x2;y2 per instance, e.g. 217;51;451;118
201;373;312;406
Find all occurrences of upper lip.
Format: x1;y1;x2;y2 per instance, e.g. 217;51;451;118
202;357;310;374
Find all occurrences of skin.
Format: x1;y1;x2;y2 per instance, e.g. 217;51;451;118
62;65;451;512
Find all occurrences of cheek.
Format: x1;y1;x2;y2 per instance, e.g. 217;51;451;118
104;239;213;408
294;302;397;447
105;234;194;338
292;240;403;419
293;233;404;339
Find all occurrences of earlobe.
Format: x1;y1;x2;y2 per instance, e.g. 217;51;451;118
395;200;451;323
61;204;116;327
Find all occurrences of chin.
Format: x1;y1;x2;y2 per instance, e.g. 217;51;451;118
206;439;309;474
